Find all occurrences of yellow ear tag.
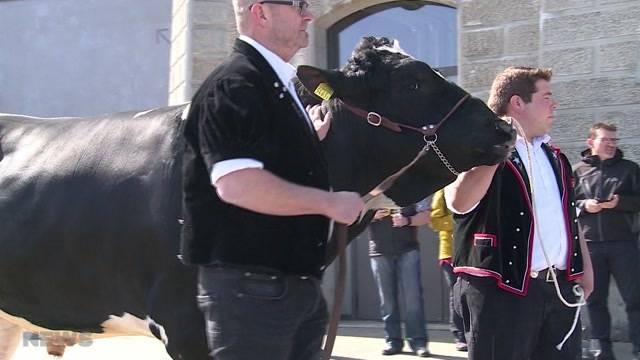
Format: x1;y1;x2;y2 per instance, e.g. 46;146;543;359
313;83;334;101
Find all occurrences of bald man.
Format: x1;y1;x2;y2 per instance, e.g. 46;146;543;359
181;1;364;359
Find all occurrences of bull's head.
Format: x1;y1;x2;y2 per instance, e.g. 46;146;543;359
297;36;515;208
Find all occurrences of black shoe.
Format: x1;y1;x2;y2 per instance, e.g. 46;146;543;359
382;344;402;355
414;347;430;357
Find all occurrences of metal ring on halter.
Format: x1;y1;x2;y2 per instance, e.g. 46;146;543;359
366;112;382;126
423;133;438;144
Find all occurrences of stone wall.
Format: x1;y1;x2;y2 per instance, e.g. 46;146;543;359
459;0;640;165
169;0;236;104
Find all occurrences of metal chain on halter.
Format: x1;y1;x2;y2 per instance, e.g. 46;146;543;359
424;138;460;176
511;117;586;351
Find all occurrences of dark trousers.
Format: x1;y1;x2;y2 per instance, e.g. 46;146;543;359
442;262;465;342
587;241;640;353
197;266;328;360
454;274;582;360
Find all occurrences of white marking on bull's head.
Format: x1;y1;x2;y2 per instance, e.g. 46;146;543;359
374;40;413;59
181;103;191;121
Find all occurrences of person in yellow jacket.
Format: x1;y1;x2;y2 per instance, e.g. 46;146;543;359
429;189;467;351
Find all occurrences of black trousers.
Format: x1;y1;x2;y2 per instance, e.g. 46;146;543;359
197;266;327;360
454;274;582;360
442;262;466;342
587;241;640;353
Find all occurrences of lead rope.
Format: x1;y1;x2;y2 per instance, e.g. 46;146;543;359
510;118;586;351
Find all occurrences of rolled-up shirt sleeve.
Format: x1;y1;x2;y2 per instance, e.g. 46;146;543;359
210;158;263;186
444;191;479;215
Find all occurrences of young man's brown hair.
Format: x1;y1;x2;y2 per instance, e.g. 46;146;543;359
588;122;617;139
487;66;553;116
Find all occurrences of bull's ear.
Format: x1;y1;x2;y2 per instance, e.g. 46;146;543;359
296;65;342;102
297;65;369;105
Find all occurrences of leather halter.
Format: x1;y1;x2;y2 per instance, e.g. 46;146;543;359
339;93;469;138
339;93;470;176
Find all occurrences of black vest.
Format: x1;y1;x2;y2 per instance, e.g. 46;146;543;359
180;39;330;277
453;144;584;296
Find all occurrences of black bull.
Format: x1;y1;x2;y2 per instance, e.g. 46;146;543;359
0;42;514;359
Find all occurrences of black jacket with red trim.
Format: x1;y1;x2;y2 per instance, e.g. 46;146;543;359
452;144;584;296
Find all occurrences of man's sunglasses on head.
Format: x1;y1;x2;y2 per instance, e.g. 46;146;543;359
252;0;310;15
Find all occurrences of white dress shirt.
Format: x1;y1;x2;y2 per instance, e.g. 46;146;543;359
515;135;568;271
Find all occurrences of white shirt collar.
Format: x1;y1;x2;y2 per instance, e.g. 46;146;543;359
515;133;551;150
239;35;296;87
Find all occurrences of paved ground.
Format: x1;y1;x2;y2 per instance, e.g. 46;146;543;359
11;321;635;359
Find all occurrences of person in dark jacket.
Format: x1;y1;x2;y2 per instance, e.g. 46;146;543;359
368;200;431;357
181;1;364;359
573;122;640;360
445;66;594;360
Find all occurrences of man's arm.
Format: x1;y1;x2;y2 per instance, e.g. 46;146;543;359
215;167;364;224
445;165;499;214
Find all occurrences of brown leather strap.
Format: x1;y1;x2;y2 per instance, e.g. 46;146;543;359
321;223;347;360
339;101;403;133
339;94;469;137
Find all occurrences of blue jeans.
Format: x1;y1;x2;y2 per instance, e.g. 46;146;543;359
197;266;327;360
370;249;428;350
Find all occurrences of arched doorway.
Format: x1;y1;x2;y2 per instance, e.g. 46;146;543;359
328;1;457;79
323;1;458;322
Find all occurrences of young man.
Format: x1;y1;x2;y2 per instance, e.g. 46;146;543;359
573;122;640;360
181;1;364;359
445;66;593;360
368;201;431;357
